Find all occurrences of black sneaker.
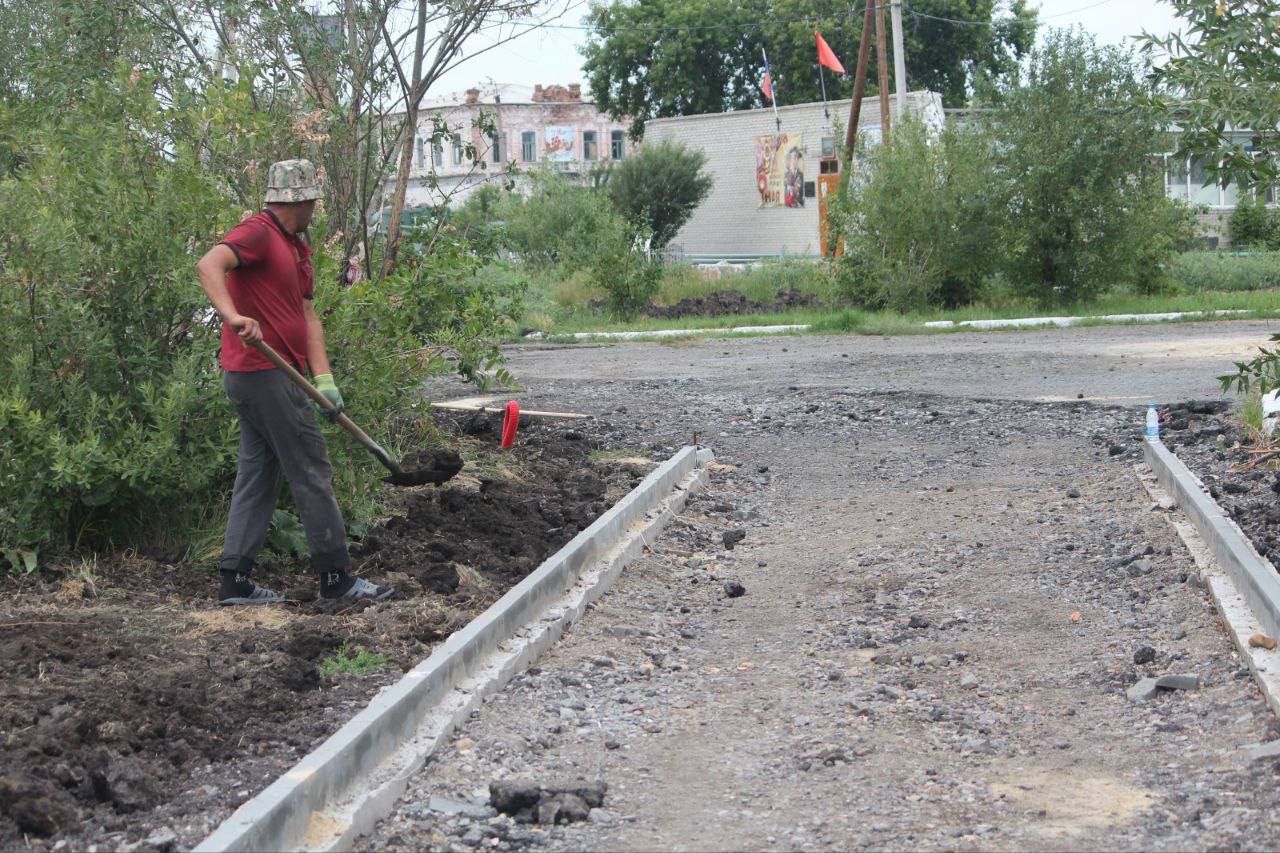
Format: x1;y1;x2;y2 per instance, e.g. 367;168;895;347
219;584;283;606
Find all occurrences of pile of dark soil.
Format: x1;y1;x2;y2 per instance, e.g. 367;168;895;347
1159;400;1280;567
645;288;824;320
0;423;649;850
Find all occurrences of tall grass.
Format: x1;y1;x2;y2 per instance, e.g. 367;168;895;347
516;250;1280;336
1168;251;1280;292
653;261;836;305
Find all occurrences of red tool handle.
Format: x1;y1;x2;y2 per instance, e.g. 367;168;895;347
500;401;520;449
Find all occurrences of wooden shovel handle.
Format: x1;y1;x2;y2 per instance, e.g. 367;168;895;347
249;339;402;475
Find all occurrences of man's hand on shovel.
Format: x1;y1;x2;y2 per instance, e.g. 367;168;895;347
312;374;344;421
228;314;262;344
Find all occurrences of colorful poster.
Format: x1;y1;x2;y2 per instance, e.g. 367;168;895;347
544;126;574;161
754;133;805;208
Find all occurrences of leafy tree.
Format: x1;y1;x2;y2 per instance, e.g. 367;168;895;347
1228;195;1280;249
605;140;713;248
832;117;1001;310
497;168;630;268
982;29;1193;303
1142;0;1280;192
0;0;527;563
581;0;1038;137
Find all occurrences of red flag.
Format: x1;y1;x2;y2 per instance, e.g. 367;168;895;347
815;29;845;74
761;70;774;102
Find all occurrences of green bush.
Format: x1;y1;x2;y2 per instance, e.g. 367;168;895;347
0;81;518;563
1167;251;1280;291
591;235;662;318
984;30;1195;303
832;117;1001;311
494;169;658;316
1229;195;1279;248
497;168;629;270
605;139;712;249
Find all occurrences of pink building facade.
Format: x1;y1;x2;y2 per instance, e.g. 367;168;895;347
394;83;631;210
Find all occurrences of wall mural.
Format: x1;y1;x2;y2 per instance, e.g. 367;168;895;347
544;126;574;161
754;133;805;208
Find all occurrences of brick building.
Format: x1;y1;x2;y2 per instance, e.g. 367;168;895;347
644;91;944;261
394;83;631;210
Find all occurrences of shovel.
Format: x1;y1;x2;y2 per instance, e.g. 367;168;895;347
250;339;462;487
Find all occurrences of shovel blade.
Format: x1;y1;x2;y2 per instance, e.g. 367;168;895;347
381;449;464;488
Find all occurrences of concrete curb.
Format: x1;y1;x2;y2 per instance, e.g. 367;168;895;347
195;445;715;853
525;325;810;341
1140;438;1280;718
1143;437;1280;639
924;309;1252;330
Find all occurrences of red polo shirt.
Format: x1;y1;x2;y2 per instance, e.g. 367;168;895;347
217;210;314;372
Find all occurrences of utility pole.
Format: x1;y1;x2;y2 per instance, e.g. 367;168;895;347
874;0;891;142
890;0;907;120
843;0;876;158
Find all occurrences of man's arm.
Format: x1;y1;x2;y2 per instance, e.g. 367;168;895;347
303;299;332;377
304;299;343;417
197;244;261;344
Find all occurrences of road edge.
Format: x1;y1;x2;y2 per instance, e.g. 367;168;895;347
194;445;715;853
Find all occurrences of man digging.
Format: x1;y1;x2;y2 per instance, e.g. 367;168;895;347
196;159;392;605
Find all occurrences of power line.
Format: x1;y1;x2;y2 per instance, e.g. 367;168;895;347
905;0;1114;26
502;0;1115;35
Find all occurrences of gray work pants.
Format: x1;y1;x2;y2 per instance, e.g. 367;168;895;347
219;369;350;573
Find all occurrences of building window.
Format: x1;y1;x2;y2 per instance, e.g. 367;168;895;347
1165;154;1189;201
490;131;503;163
416;136;424;168
522;131;536;162
821;136;835;158
1189;155;1220;206
583;131;598;161
610;130;625;160
452;134;463;165
433;140;443;168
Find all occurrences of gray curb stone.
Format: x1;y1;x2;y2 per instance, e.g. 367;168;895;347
195;445;714;853
1143;437;1280;639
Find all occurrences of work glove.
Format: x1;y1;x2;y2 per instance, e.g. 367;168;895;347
312;374;344;421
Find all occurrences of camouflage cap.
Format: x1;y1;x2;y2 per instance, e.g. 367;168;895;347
265;159;322;203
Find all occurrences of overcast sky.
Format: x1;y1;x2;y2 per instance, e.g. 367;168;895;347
430;0;1186;97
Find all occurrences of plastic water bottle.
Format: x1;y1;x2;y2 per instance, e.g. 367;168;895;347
1145;404;1159;439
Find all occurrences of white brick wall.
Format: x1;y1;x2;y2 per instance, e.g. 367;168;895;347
645;91;943;260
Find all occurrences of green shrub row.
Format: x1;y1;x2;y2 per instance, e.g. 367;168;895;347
829;31;1198;311
1;80;519;564
1229;196;1280;249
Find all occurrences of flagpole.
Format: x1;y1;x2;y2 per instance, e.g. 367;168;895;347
762;46;782;133
819;63;829;119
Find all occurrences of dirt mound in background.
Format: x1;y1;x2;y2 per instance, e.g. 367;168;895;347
0;424;648;850
645;288;824;320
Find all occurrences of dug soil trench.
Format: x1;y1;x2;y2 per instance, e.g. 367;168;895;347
0;424;654;851
1157;400;1280;570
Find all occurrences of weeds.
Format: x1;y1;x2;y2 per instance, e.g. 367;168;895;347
318;643;389;677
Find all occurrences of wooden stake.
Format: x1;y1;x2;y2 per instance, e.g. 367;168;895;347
430;402;589;420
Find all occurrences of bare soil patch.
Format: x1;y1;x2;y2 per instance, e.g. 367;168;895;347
0;423;646;850
1158;400;1280;569
645;287;824;320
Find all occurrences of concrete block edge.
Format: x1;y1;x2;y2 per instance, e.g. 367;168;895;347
1140;438;1280;719
1143;437;1280;638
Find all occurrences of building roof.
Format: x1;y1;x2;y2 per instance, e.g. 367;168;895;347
421;82;593;109
645;90;939;128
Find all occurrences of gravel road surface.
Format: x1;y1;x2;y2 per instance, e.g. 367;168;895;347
364;321;1280;851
